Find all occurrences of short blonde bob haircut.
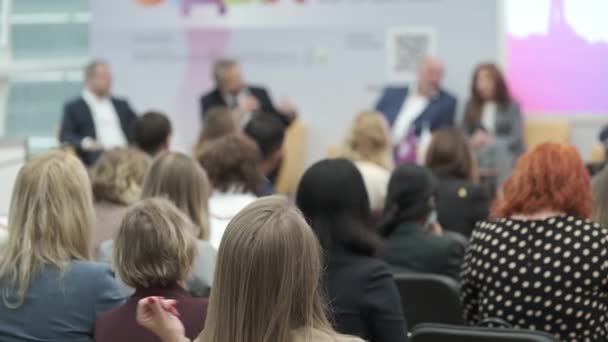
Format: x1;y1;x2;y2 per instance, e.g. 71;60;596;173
200;196;340;342
341;110;394;170
91;147;150;205
142;152;211;240
113;197;198;289
0;151;92;307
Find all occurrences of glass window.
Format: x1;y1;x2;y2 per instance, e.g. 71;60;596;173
12;0;89;15
11;22;88;60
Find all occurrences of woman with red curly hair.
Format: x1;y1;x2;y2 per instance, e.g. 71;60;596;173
461;143;608;342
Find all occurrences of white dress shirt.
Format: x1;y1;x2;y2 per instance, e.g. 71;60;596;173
222;88;253;127
391;90;430;145
81;89;127;149
481;102;497;134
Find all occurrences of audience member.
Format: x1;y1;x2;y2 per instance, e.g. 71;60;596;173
463;63;524;187
95;198;208;342
136;196;362;342
425;127;489;237
59;60;137;165
379;164;466;279
194;106;237;155
593;166;608;228
0;151;123;341
200;59;295;125
90;147;150;255
244;112;287;196
98;152;216;297
197;134;262;249
296;159;407;342
133;111;172;157
340;110;393;212
462;143;608;341
375;56;457;163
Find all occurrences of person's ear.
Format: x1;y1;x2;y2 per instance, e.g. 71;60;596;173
164;135;172;150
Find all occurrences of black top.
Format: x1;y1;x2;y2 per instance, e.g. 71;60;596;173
435;176;490;238
199;85;292;125
383;222;466;279
462;216;608;341
325;249;408;342
59;96;137;165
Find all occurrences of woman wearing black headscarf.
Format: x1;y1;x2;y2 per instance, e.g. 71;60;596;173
379;164;466;279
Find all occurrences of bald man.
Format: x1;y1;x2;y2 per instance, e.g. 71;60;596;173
375;57;457;148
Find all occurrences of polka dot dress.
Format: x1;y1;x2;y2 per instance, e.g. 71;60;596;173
461;216;608;342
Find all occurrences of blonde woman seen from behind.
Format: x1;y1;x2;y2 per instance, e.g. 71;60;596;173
95;198;208;342
98;152;216;297
340;111;393;212
0;151;124;342
90;147;150;256
136;196;363;342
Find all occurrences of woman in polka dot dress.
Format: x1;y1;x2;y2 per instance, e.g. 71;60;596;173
461;143;608;342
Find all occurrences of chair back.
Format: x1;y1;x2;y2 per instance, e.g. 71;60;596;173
410;323;560;342
393;273;464;329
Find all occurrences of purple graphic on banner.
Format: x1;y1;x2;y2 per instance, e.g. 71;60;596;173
507;0;608;114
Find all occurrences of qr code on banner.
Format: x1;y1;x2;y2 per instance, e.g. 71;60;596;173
386;28;436;83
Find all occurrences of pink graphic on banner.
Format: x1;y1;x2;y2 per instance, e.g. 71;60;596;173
507;0;608;114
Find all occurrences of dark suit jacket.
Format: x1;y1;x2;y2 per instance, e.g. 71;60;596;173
375;86;457;137
200;85;291;125
325;248;408;342
59;96;137;165
94;285;208;342
435;176;490;238
383;222;466;280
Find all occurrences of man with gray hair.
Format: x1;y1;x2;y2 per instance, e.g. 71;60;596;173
200;59;296;126
59;60;137;165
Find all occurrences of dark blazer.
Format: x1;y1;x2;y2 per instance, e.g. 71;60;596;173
94;284;208;342
435;176;490;238
383;222;466;279
200;85;291;125
59;96;137;165
325;248;408;342
375;86;457;137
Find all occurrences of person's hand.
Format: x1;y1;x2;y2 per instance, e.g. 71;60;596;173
136;297;186;342
277;98;298;121
470;130;494;149
239;95;260;113
427;221;444;236
82;137;103;152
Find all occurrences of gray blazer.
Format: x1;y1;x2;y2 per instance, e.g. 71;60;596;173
97;239;216;297
0;261;124;341
464;100;525;185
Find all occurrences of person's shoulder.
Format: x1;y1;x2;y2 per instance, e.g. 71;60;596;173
438;88;457;102
380;86;408;95
247;84;269;94
201;87;221;101
354;161;390;179
438;177;484;198
68;260;114;278
64;96;86;110
110;96;131;107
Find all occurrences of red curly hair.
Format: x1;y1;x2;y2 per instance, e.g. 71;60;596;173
492;143;592;219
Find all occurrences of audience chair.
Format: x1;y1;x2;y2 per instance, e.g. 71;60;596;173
276;120;306;195
393;273;464;329
410;323;559;342
524;119;570;148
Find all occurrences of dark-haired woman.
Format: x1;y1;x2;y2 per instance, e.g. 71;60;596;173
296;159;407;342
463;63;524;187
380;164;466;279
426;127;490;238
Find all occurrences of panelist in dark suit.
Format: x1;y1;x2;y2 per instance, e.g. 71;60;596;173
200;59;295;126
59;60;137;165
375;57;457;163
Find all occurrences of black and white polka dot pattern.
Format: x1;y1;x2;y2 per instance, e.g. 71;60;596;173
461;216;608;342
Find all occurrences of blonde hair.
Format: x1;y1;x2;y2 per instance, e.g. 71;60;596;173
0;151;92;307
200;196;337;342
340;111;393;170
142;152;211;240
114;198;197;288
91;147;150;205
